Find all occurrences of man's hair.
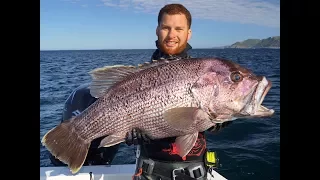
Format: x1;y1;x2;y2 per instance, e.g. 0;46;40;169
158;3;192;29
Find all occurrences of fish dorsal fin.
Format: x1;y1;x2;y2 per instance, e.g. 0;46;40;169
89;59;171;98
89;65;137;98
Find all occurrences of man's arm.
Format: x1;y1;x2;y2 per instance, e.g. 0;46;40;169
206;121;233;134
125;128;151;146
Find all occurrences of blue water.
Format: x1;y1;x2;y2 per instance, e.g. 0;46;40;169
40;49;280;180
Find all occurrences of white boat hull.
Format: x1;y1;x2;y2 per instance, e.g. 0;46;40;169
40;164;136;180
40;164;227;180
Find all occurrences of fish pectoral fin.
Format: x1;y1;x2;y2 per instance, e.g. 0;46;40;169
175;132;199;157
163;107;203;130
99;132;126;148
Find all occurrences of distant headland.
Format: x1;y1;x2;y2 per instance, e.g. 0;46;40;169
214;36;280;49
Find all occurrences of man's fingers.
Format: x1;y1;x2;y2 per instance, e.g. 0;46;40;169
125;131;133;146
141;133;150;144
132;128;139;145
125;128;152;146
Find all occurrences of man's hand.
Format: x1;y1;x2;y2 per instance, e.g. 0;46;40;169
125;128;151;146
207;121;233;133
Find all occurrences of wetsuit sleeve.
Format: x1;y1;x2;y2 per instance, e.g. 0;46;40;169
206;121;233;133
62;83;97;121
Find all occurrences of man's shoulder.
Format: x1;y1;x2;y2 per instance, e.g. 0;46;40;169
65;83;95;104
70;83;91;95
63;83;97;116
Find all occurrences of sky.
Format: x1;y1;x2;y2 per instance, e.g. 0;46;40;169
40;0;280;50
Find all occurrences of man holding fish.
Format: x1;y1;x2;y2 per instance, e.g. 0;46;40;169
45;3;274;180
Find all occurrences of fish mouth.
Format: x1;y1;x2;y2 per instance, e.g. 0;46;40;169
241;77;275;117
252;77;274;117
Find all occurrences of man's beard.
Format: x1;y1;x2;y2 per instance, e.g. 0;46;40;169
158;39;187;55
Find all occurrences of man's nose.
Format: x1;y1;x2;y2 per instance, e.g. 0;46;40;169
167;29;177;38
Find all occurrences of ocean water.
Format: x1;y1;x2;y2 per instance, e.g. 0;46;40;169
40;49;280;180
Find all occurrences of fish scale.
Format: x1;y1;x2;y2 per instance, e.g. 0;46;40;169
80;60;206;141
118;77;196;137
73;62;201;140
41;58;275;174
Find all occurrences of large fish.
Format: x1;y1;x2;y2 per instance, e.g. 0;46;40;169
41;57;274;174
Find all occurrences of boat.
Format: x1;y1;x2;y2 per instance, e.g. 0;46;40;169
40;164;227;180
40;143;228;180
41;131;227;180
40;164;135;180
40;145;227;180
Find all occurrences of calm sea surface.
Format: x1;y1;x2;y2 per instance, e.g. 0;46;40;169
40;49;280;180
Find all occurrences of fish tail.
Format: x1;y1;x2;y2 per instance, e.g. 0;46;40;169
41;119;90;174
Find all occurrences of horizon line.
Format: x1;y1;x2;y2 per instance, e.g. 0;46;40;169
40;47;280;51
40;47;225;51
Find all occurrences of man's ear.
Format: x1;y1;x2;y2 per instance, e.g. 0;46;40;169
187;29;192;41
156;26;159;36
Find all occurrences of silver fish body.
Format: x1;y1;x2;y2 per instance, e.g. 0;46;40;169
42;57;274;174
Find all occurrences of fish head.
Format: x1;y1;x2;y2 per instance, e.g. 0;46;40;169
191;58;274;123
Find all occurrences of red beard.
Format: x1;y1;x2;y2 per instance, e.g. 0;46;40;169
158;39;187;55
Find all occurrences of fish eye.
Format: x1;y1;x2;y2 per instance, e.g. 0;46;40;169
230;72;243;82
